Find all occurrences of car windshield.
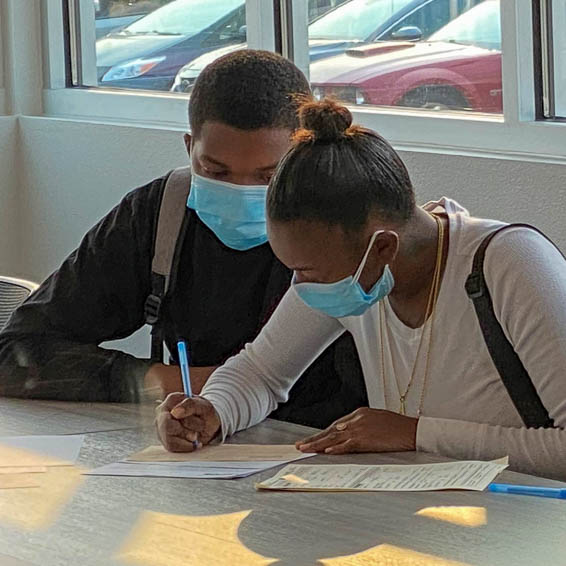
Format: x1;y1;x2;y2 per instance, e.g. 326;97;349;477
308;0;414;40
430;0;501;50
123;0;243;36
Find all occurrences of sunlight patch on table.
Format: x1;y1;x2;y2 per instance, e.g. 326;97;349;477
0;443;66;468
117;510;276;566
281;473;309;485
319;543;472;565
0;475;40;489
0;466;83;529
416;506;487;528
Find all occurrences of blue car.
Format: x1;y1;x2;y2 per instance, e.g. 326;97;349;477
96;0;246;91
95;14;147;40
171;0;483;93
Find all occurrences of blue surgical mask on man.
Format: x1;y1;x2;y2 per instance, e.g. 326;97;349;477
187;172;268;251
293;230;395;318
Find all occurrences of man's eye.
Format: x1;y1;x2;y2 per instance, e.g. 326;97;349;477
204;168;228;178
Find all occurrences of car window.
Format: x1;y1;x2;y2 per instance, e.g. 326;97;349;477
202;6;246;47
430;0;501;50
124;0;243;36
381;0;487;41
380;0;451;39
308;0;414;41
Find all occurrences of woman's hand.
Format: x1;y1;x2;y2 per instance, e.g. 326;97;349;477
155;392;221;452
296;407;418;455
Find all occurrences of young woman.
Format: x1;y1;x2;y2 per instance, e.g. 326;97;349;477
157;99;566;480
0;51;367;429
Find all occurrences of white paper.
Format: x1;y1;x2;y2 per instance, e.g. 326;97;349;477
127;443;309;463
85;459;309;480
256;457;509;492
0;435;84;467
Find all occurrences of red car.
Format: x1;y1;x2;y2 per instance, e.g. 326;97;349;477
311;0;502;113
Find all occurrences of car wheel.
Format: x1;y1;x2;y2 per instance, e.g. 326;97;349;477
397;86;470;111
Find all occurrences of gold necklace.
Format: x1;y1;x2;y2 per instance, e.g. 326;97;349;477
379;214;444;416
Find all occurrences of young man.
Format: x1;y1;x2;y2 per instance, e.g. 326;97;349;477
0;51;367;427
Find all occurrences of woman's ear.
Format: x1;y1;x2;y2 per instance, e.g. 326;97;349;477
183;133;192;157
373;231;399;266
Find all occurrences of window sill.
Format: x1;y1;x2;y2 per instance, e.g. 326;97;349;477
43;87;566;165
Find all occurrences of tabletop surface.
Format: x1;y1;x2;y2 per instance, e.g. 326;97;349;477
1;398;565;566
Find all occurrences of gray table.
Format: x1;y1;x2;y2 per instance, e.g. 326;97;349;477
1;399;565;566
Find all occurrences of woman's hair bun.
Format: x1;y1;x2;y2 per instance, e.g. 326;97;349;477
298;98;353;142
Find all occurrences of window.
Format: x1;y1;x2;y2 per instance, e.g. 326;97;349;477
74;0;346;94
309;0;502;114
86;0;247;92
43;0;566;161
535;0;566;119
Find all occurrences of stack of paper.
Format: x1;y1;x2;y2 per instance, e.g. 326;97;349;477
0;435;84;490
256;457;509;492
86;444;315;479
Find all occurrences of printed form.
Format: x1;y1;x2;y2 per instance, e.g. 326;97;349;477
256;457;508;492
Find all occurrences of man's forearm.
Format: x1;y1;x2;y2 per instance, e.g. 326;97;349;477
0;336;152;402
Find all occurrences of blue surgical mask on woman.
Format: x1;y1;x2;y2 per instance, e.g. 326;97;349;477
187;172;268;251
293;230;395;318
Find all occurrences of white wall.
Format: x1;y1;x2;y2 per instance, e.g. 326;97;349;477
401;151;566;246
18;116;188;282
14;116;566;286
0;116;19;274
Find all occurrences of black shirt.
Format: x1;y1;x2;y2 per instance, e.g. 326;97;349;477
0;173;367;427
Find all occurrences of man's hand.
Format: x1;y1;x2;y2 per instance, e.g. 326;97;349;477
155;392;221;452
295;407;418;455
144;364;218;398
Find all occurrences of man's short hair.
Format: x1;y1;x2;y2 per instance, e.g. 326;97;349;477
189;49;311;136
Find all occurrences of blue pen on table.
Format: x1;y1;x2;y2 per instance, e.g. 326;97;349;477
176;340;198;449
488;483;566;500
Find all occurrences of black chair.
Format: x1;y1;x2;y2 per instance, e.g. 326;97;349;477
0;276;38;331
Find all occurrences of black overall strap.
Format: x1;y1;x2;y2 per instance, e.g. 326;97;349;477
144;167;191;363
465;223;560;429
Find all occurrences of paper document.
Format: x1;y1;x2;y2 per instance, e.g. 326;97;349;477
85;459;307;480
256;457;509;492
128;444;308;463
87;444;314;480
0;435;84;467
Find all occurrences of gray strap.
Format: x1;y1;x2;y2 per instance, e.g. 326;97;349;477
151;166;192;295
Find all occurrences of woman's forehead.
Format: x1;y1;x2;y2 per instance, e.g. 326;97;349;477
268;219;359;269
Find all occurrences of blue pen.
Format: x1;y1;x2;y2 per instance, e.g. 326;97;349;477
488;483;566;500
176;340;193;398
176;340;198;449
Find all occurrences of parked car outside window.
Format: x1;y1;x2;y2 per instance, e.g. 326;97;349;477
96;0;245;91
171;0;481;94
310;0;502;113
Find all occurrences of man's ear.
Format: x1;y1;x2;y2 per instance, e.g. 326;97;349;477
183;133;192;157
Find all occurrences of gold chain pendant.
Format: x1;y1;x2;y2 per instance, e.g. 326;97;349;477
399;395;406;416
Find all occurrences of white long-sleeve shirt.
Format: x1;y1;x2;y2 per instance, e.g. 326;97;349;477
201;198;566;480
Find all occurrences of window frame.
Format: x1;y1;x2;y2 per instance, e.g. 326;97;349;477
550;1;566;118
41;0;566;163
0;7;5;115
